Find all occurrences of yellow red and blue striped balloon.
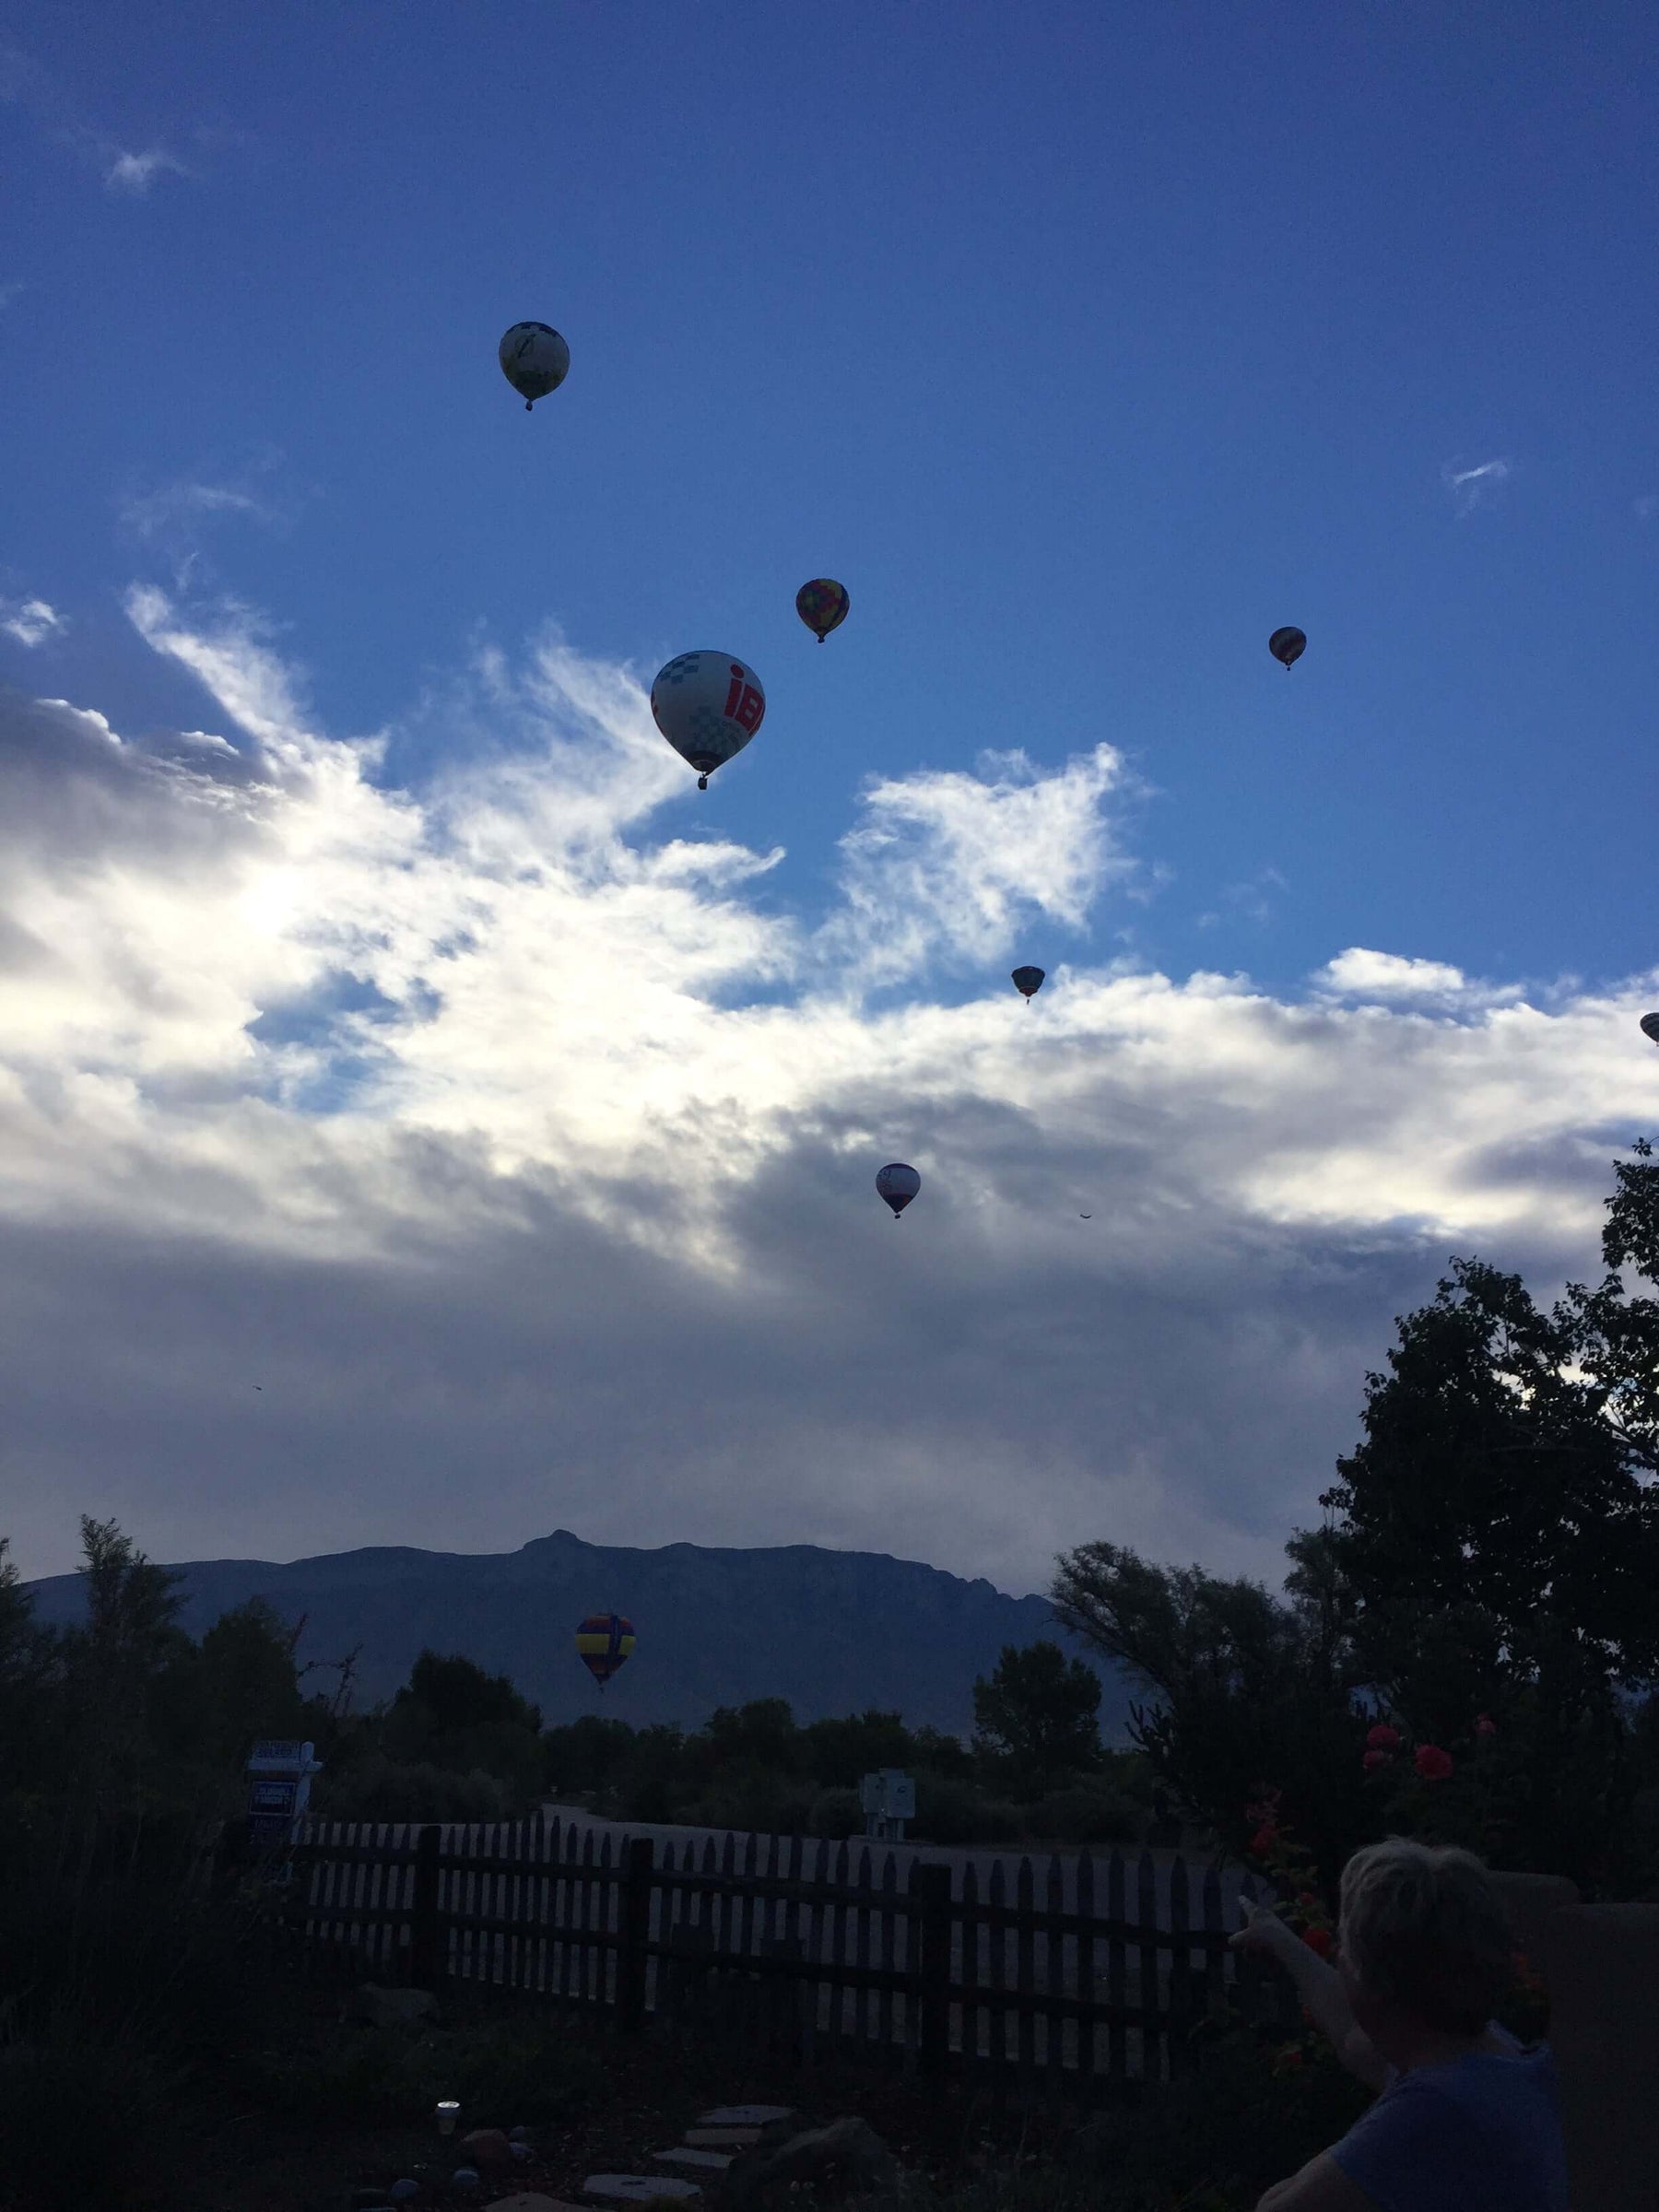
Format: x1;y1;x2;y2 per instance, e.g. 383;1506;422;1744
575;1612;636;1687
795;578;850;642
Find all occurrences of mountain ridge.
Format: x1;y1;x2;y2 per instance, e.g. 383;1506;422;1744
20;1527;1142;1741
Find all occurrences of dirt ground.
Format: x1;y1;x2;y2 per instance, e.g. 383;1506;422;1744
165;1979;1112;2212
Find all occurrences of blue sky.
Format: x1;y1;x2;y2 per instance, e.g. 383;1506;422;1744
2;4;1658;1595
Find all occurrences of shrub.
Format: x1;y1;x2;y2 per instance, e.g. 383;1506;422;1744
1030;1783;1144;1845
912;1775;1023;1845
685;1773;817;1837
809;1786;865;1839
312;1754;514;1823
244;2006;606;2126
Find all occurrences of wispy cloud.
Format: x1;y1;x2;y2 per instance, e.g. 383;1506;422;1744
1441;456;1512;518
1636;495;1658;524
0;596;65;648
104;146;189;195
121;478;277;540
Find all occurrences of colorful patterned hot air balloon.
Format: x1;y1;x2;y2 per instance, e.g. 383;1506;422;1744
1011;966;1045;1005
499;323;571;411
575;1612;635;1688
1268;626;1307;670
651;652;766;789
1641;1013;1659;1046
876;1163;921;1219
795;579;850;643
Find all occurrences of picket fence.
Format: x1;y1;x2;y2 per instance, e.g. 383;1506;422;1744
275;1811;1300;2096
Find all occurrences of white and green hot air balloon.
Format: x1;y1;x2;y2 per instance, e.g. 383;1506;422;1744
650;652;766;790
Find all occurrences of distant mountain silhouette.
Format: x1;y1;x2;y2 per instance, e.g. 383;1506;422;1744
20;1528;1143;1741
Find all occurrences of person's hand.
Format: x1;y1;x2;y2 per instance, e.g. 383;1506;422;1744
1229;1900;1305;1965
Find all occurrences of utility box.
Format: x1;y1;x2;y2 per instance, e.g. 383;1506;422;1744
244;1738;323;1849
859;1769;915;1841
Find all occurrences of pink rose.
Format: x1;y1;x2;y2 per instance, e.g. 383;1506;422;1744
1362;1748;1394;1772
1415;1744;1453;1781
1366;1723;1402;1750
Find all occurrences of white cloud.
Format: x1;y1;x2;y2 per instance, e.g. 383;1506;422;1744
0;593;1654;1599
1441;457;1512;517
1312;948;1470;1000
104;146;187;194
0;596;65;647
821;745;1135;989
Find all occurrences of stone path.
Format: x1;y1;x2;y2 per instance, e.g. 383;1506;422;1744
583;2106;803;2205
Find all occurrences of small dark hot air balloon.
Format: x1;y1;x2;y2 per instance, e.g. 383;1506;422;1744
796;579;850;642
500;322;571;411
876;1162;920;1219
1011;965;1045;1006
1641;1013;1659;1046
575;1612;635;1688
1268;627;1307;670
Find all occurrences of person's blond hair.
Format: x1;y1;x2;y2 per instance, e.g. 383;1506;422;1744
1338;1835;1513;2035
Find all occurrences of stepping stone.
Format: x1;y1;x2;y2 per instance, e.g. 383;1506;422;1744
697;2109;800;2128
488;2199;581;2212
653;2149;734;2171
585;2181;702;2204
684;2130;762;2147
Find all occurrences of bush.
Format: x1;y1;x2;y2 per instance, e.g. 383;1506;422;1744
312;1755;515;1823
684;1772;818;1837
244;2006;606;2126
809;1786;865;1839
1030;1783;1145;1845
912;1775;1023;1845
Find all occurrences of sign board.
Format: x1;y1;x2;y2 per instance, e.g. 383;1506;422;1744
248;1739;316;1772
242;1738;322;1853
859;1768;915;1838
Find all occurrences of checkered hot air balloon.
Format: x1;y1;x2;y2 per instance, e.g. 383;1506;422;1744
651;652;767;789
575;1612;635;1688
795;579;850;642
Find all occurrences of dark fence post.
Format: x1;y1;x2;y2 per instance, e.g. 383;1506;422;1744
410;1825;443;1990
618;1836;654;2034
911;1862;952;2076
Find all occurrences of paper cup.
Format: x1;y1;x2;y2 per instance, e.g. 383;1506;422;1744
436;2100;461;2136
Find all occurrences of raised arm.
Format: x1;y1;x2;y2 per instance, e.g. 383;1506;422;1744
1230;1903;1391;2093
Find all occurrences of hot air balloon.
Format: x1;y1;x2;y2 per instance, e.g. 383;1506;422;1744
500;322;571;411
575;1612;635;1688
1011;966;1045;1005
651;653;766;789
796;579;850;643
1641;1014;1659;1046
1268;627;1307;670
876;1163;920;1219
